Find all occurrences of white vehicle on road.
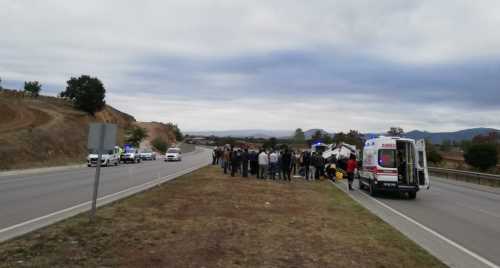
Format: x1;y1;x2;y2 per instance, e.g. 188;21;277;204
87;147;120;167
139;149;157;160
121;148;141;164
165;148;182;162
358;136;429;199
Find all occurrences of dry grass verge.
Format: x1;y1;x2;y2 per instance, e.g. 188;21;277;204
0;166;446;267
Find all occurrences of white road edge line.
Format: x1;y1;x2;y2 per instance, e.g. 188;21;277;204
0;155;210;242
330;180;499;268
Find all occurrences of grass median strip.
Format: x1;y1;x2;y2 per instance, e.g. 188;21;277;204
0;166;446;267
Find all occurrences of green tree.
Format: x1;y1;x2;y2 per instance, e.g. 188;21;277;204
323;133;333;144
263;137;278;150
60;75;106;115
293;128;306;144
426;140;442;164
311;130;323;141
166;122;183;141
387;127;404;137
24;81;42;97
333;130;364;149
0;76;2;90
125;126;148;147
151;137;168;154
464;143;498;171
441;139;452;152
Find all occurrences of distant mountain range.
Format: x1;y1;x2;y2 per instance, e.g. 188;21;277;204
186;129;293;139
404;128;500;144
187;127;499;144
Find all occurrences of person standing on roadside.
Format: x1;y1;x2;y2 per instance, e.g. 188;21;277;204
269;150;279;180
223;148;231;174
313;153;323;180
258;150;269;179
346;154;358;190
309;152;317;181
291;151;297;175
231;149;240;177
303;151;311;180
277;151;283;180
281;149;292;182
241;148;249;177
250;150;258;176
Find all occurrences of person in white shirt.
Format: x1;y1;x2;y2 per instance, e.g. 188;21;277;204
258;150;269;179
269;151;279;180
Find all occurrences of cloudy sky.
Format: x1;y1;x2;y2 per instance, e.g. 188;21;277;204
1;0;500;133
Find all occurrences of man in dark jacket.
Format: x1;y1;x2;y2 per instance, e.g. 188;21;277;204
241;149;249;177
303;151;311;180
231;149;241;177
249;151;258;176
281;149;292;181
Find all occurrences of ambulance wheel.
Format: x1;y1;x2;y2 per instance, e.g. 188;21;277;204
408;191;417;200
358;179;364;190
369;182;377;197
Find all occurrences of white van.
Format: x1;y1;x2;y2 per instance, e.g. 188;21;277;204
358;136;429;199
87;146;121;167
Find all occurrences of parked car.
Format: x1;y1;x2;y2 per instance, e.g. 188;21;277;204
121;148;141;163
87;147;120;167
165;147;182;161
139;149;157;160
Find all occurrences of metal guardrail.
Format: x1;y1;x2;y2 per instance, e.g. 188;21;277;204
429;167;500;186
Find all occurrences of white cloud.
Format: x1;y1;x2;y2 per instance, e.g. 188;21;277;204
2;0;500;132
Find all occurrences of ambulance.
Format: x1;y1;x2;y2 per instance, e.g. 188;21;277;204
358;136;429;199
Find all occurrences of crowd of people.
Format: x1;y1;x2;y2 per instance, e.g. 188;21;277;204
211;146;358;189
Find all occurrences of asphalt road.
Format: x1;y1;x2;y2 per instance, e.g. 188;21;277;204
355;176;500;267
0;145;210;230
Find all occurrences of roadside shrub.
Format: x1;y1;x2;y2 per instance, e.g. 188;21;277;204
24;81;42;97
464;143;498;171
151;137;168;154
60;75;106;115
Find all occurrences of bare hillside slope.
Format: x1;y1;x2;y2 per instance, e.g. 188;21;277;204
136;121;177;150
0;90;136;170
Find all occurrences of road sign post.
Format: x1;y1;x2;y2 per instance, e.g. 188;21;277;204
87;123;117;222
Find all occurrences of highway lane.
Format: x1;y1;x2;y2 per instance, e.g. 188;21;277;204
0;147;211;230
370;176;500;266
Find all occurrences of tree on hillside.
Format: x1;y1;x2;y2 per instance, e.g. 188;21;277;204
387;127;404;137
333;130;364;148
60;75;106;115
151;137;168;154
125;126;148;147
0;76;2;89
311;130;323;141
464;143;498;171
166;122;183;141
24;81;42;97
293;128;306;144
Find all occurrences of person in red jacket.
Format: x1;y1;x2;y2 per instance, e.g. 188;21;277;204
346;154;358;190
